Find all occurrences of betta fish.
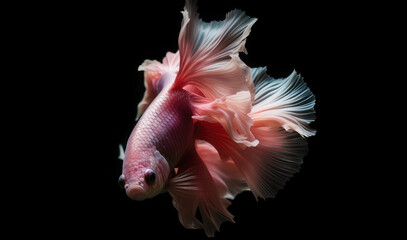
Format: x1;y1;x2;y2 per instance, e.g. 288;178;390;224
118;0;316;237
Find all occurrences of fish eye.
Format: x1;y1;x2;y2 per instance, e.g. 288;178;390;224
118;175;125;189
145;170;156;185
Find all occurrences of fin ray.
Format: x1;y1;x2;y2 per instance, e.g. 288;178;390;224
196;68;315;199
173;1;257;100
250;67;316;137
172;1;259;147
168;147;234;237
192;91;258;148
196;141;249;199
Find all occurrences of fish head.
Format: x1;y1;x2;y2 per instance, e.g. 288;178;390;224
120;147;170;201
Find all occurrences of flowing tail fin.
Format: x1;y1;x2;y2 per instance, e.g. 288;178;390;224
250;67;316;137
197;67;316;199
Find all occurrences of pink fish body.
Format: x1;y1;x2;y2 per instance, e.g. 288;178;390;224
122;88;193;200
119;0;316;237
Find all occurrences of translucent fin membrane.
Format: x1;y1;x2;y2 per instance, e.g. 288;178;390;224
174;0;258;147
250;67;316;137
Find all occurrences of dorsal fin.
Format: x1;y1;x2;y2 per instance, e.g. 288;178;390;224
171;0;258;147
171;0;257;100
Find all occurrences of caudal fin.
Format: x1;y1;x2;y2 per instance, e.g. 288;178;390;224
250;67;316;137
197;67;316;199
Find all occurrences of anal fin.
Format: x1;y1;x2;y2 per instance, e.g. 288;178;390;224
168;146;234;237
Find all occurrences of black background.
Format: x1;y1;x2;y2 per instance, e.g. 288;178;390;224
38;0;379;239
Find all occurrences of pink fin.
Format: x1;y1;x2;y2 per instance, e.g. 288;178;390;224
196;141;249;199
198;121;307;199
136;51;180;120
249;67;316;137
167;166;202;230
197;68;315;199
242;127;308;198
173;0;257;99
192;91;258;148
168;147;234;237
171;0;258;147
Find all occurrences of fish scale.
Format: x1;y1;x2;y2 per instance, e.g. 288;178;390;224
127;88;194;167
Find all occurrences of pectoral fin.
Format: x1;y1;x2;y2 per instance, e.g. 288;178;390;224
118;144;125;161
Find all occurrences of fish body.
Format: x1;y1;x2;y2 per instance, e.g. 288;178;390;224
122;88;194;200
119;0;316;237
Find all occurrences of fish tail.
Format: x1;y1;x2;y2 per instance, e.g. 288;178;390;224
197;67;316;199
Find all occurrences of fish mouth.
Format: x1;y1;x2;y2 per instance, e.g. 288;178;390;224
125;185;147;201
